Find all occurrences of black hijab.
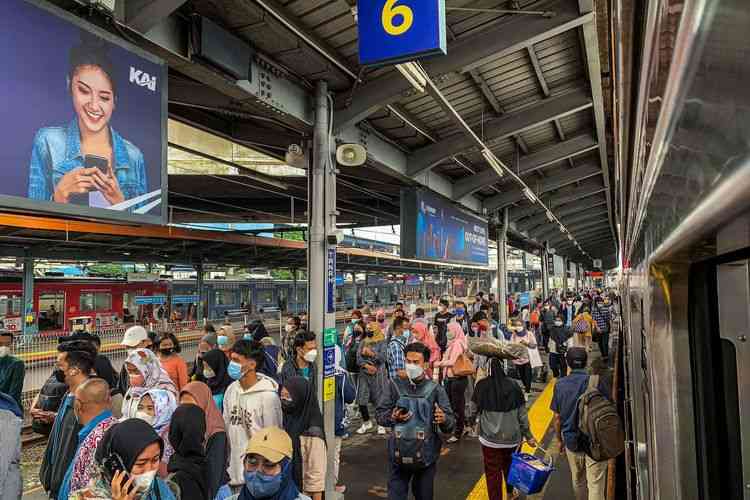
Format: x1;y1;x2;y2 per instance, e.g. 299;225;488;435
168;405;208;500
95;419;163;472
248;320;270;342
473;358;525;413
202;348;232;395
281;376;324;490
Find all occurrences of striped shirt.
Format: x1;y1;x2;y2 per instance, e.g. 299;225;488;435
591;306;611;331
387;336;407;380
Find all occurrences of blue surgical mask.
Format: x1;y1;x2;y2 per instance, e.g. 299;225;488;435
402;329;411;341
351;318;359;324
456;308;465;317
217;335;229;346
244;470;283;498
243;334;253;340
228;361;244;380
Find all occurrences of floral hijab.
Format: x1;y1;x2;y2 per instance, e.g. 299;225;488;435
126;348;178;399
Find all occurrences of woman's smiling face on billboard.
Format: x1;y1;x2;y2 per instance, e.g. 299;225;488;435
71;65;114;134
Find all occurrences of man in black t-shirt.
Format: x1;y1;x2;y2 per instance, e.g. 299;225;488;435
433;299;454;353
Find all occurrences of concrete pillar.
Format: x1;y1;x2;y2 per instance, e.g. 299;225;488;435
496;208;509;325
22;254;37;337
307;81;338;499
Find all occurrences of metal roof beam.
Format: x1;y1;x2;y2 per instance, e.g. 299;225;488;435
452;134;597;201
532;211;609;239
484;164;601;210
524;197;607;228
409;91;592;177
126;0;188;34
334;4;592;130
549;221;611;242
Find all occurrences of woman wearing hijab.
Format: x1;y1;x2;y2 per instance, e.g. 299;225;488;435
434;321;469;443
122;349;178;419
472;358;538;500
374;309;387;334
411;322;440;379
355;322;388;435
167;405;208;500
280;377;326;500
69;418;177;500
198;349;232;411
133;388;178;477
179;382;229;500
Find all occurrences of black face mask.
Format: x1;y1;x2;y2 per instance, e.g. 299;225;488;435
53;368;66;384
281;399;295;412
160;348;174;356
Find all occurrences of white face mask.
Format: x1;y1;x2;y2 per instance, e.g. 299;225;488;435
405;363;424;381
554;321;563;327
135;411;156;426
285;324;295;333
203;365;216;379
304;349;318;363
0;346;9;357
513;326;525;333
132;469;157;493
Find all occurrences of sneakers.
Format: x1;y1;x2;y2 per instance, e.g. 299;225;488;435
524;392;530;402
335;485;347;494
377;426;387;435
356;421;373;434
446;436;459;444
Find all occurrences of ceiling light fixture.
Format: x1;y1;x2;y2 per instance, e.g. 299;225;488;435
523;187;537;204
546;211;554;222
481;148;505;177
395;62;427;93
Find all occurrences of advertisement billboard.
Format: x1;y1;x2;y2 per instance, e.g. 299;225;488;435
0;0;167;224
401;188;489;266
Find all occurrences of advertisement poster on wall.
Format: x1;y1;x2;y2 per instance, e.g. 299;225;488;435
0;0;167;224
401;188;489;266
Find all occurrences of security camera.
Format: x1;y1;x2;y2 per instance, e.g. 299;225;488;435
327;230;345;245
285;144;306;168
336;144;367;167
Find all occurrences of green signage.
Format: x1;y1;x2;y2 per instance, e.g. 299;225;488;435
324;327;338;347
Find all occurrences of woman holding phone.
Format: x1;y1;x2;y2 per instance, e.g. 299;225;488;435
69;418;177;500
27;36;148;210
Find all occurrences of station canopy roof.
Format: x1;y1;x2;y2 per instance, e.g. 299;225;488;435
45;0;617;270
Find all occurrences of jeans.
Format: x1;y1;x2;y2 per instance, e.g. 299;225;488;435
566;449;608;500
598;329;610;360
388;460;437;500
516;363;532;393
549;353;568;378
446;377;468;437
481;445;515;500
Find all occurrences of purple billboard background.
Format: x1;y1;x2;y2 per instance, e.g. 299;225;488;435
0;0;164;218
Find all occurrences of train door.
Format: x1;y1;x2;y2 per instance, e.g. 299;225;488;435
0;292;21;332
38;291;65;331
277;286;289;313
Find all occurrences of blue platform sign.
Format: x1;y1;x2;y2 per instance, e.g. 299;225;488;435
135;295;166;305
357;0;447;66
327;247;336;314
171;295;199;305
323;346;336;378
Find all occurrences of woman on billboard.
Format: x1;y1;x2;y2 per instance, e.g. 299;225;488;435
27;38;147;210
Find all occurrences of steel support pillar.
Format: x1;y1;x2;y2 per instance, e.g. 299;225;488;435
292;268;298;314
562;257;569;293
22;254;36;337
196;263;205;320
496;209;509;325
307;80;339;499
541;244;550;300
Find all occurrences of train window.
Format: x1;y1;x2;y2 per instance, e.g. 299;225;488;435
256;290;273;305
0;295;21;316
214;290;236;306
80;292;112;312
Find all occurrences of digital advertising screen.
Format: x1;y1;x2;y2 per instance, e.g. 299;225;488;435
401;188;489;266
0;0;167;224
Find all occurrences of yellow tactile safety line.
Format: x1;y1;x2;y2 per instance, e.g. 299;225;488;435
465;378;557;500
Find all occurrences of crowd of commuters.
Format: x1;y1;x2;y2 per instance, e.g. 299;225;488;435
0;285;620;500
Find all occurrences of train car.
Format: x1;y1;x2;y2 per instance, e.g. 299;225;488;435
0;276;167;334
615;0;750;497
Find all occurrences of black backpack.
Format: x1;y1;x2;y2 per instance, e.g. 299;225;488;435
345;340;360;373
32;374;68;435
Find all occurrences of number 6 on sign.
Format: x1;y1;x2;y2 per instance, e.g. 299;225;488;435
382;0;413;36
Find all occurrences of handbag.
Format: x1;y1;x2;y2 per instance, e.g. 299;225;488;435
453;353;475;377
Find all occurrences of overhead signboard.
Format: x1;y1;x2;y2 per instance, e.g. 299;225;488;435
357;0;447;66
0;0;167;224
135;295;166;305
401;188;489;266
171;295;199;305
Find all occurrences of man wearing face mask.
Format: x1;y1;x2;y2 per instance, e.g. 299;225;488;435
215;426;312;500
279;331;319;396
560;297;577;328
224;339;283;488
453;301;469;333
377;343;455;500
549;314;573;378
0;330;24;409
282;316;302;361
387;317;411;382
57;378;116;500
40;340;95;499
433;299;453;355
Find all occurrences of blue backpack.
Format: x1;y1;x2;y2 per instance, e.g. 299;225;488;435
392;380;440;470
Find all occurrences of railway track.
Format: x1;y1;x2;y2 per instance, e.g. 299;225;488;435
22;425;47;448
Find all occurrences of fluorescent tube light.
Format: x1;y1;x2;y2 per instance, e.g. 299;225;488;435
523;187;537;203
481;148;505;177
396;62;427;93
546;211;554;222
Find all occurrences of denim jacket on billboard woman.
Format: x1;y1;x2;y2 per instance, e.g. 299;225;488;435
27;119;148;211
